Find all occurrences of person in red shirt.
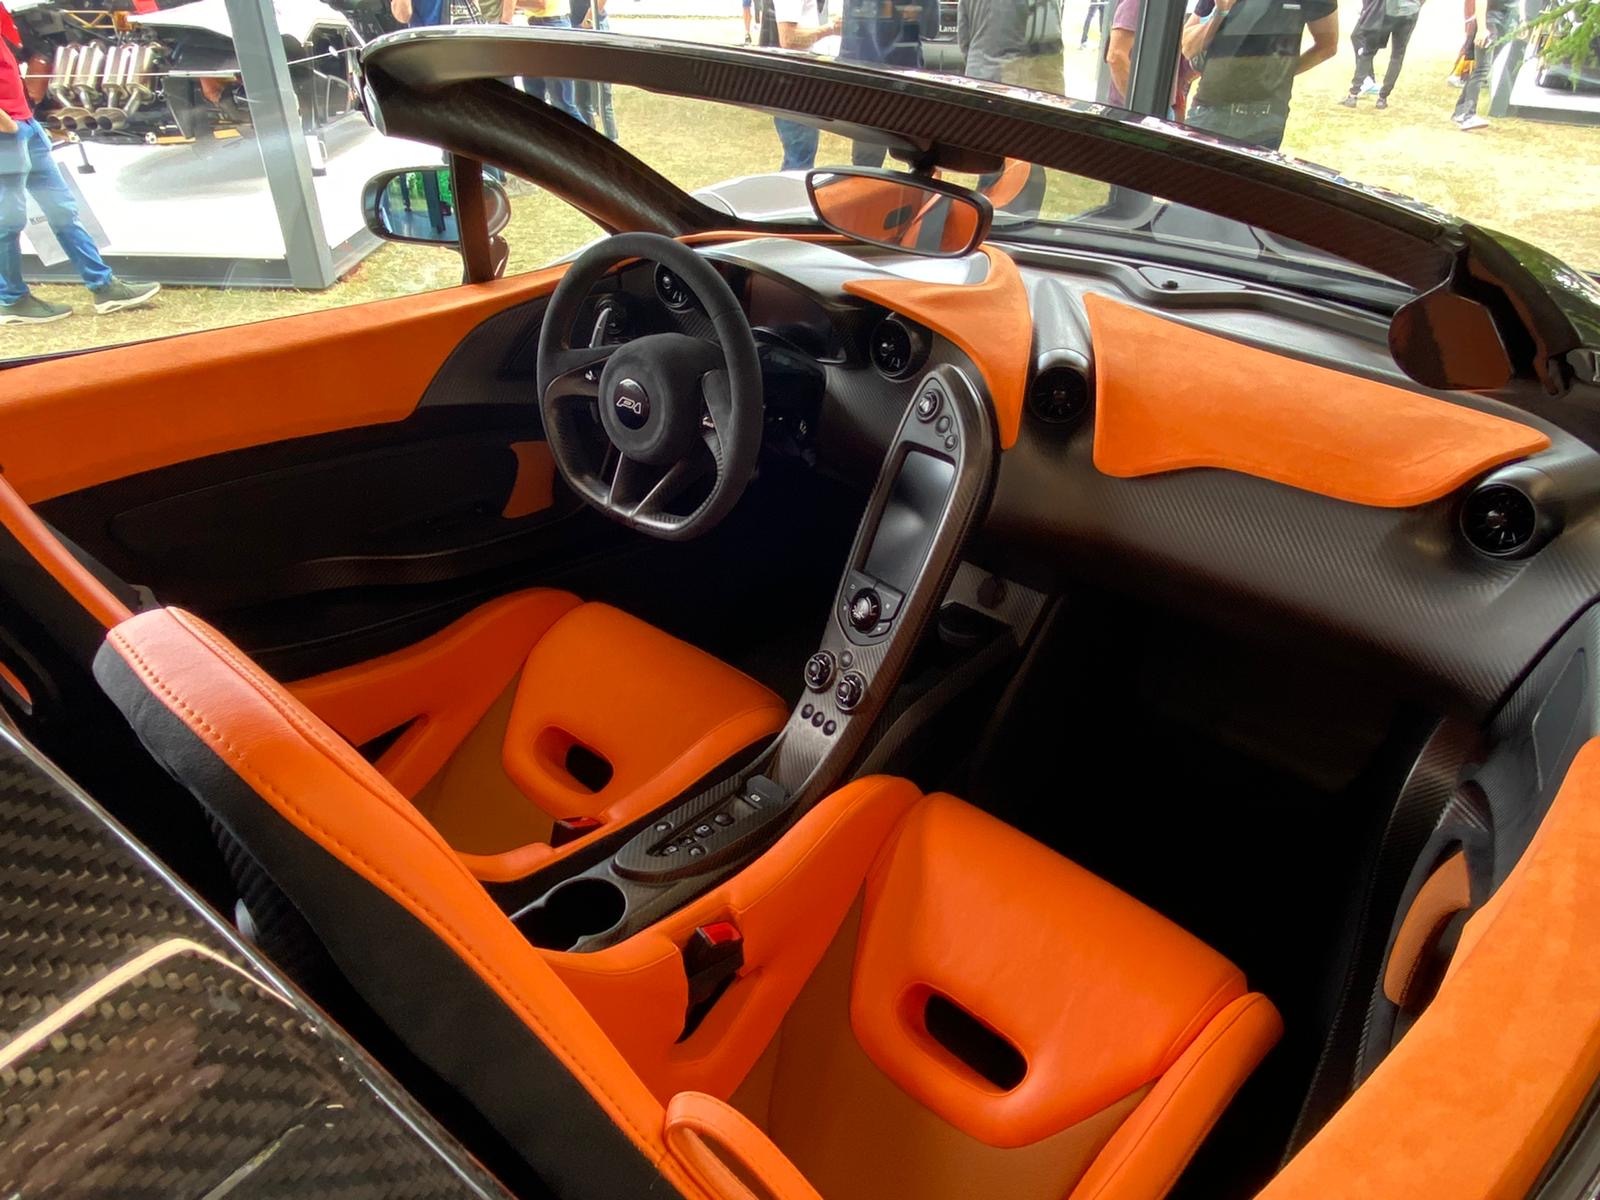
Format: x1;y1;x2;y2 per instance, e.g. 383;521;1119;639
1;2;158;324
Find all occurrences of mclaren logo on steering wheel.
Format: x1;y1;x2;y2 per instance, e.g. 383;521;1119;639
613;379;651;430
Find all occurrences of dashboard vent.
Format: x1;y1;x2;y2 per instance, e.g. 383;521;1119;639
869;316;926;379
1461;482;1541;558
1028;366;1090;425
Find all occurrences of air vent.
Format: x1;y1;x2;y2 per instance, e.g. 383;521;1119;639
654;263;692;311
1460;482;1540;558
869;315;927;379
1028;366;1090;425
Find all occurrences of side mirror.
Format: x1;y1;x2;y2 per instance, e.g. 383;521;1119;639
362;165;511;246
805;168;992;258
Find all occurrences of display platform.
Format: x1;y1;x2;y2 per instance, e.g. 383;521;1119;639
21;115;442;289
1505;57;1600;126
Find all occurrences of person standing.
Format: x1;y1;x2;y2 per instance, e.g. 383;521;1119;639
1080;0;1107;47
765;0;840;171
1339;0;1422;109
1451;0;1509;130
0;4;158;324
390;0;446;25
1181;0;1338;150
1104;0;1197;118
840;0;921;165
500;0;586;123
571;0;617;139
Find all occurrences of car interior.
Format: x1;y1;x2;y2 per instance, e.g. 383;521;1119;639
4;29;1600;1200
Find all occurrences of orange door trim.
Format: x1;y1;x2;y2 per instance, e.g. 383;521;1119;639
1;265;574;505
0;233;847;507
1260;737;1600;1200
1085;293;1551;508
842;247;1032;450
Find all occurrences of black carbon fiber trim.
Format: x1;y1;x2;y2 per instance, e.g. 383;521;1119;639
0;726;511;1200
1284;715;1479;1155
361;30;1455;290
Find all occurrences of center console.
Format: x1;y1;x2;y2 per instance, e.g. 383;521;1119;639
489;363;995;951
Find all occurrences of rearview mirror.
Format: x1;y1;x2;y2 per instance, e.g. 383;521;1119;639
362;166;511;246
805;168;992;258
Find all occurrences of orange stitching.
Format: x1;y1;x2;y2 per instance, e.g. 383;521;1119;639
1076;995;1274;1200
108;625;677;1173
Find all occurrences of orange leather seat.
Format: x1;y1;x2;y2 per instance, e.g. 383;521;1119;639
286;589;787;878
95;606;1278;1200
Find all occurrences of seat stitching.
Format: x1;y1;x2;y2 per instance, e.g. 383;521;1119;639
109;626;677;1172
1155;969;1247;1073
1075;994;1273;1200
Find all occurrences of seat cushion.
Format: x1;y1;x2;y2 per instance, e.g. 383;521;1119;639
502;602;788;827
852;793;1258;1149
291;594;787;881
289;588;582;798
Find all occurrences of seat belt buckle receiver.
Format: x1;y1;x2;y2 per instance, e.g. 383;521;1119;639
680;920;744;1040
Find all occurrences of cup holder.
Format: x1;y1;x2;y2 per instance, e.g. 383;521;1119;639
514;876;628;951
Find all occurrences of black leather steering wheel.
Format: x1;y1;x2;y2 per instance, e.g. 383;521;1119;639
536;233;763;541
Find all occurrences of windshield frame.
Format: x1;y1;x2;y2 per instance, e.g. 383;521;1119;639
359;28;1600;382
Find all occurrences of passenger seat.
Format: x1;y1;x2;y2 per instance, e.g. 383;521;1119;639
733;793;1281;1200
95;605;1282;1200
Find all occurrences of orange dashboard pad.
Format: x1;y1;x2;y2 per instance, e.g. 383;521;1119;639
1084;293;1550;508
843;247;1033;450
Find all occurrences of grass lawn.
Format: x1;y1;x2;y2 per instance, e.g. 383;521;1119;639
6;10;1597;362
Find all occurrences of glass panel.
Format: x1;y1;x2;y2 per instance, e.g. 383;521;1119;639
1170;0;1600;273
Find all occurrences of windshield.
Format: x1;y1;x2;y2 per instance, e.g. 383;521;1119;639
570;0;1597;283
3;0;1594;363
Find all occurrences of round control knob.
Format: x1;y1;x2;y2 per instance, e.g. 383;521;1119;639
847;588;883;632
804;651;836;692
915;389;941;422
835;670;867;713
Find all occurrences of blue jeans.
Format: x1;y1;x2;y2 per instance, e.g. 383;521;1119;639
0;119;114;303
774;118;818;172
518;16;586;123
574;10;617;139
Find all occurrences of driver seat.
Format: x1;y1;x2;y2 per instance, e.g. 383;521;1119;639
285;588;788;879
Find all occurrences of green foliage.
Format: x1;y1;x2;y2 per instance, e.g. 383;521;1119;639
1523;0;1600;73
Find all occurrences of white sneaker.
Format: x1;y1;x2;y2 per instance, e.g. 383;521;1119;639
1458;114;1490;131
1359;76;1381;95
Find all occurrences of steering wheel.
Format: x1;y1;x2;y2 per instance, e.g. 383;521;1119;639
536;233;764;541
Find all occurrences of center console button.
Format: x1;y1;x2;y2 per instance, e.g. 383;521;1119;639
835;670;867;712
848;588;883;632
804;651;836;692
916;389;941;422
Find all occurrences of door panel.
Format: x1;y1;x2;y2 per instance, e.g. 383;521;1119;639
0;265;565;505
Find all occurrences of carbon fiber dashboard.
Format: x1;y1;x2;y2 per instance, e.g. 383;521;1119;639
416;234;1600;720
0;726;511;1200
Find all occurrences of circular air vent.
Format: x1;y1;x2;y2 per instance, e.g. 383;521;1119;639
1028;366;1090;425
654;263;692;311
869;316;927;379
1460;482;1541;558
